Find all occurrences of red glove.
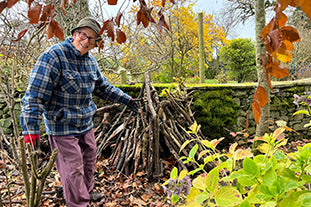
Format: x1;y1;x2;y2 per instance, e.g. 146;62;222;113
24;134;40;146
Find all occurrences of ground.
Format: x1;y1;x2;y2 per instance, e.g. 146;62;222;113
0;138;310;206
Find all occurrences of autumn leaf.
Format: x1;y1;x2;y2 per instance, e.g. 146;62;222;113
267;61;289;78
276;51;293;63
274;12;287;27
101;19;115;41
116;29;126;44
28;4;42;24
46;19;64;40
254;86;268;108
0;1;8;14
260;19;274;39
252;86;268;124
40;4;55;22
7;0;19;8
252;100;261;125
267;29;282;53
108;0;118;5
157;14;169;32
137;5;156;28
277;0;299;11
299;0;311;21
115;12;123;27
53;20;64;40
12;29;28;42
281;26;300;42
234;149;253;160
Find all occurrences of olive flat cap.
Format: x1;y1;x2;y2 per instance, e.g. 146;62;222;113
71;17;101;36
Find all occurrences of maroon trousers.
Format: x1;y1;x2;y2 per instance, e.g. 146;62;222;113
49;129;96;207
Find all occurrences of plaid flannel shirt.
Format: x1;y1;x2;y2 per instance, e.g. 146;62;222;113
20;37;131;136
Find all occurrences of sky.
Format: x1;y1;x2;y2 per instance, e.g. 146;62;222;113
90;0;257;40
193;0;256;40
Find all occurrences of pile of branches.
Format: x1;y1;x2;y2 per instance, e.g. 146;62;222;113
95;73;211;178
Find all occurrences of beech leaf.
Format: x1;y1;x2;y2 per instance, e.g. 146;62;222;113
12;29;28;42
252;100;261;125
108;0;117;5
299;0;311;22
0;1;8;14
7;0;19;8
115;12;122;27
28;4;42;24
116;29;126;44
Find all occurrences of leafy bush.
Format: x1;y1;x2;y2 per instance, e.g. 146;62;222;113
192;89;239;142
163;124;311;207
219;38;257;83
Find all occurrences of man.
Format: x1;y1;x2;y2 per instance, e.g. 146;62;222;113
20;17;139;207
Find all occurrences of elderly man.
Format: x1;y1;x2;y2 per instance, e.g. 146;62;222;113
20;17;139;206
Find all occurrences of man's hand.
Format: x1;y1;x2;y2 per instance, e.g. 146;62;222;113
24;134;40;149
127;98;140;112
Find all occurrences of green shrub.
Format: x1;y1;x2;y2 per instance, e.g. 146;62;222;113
192;89;239;142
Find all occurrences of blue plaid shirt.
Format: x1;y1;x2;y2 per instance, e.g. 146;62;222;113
20;37;131;136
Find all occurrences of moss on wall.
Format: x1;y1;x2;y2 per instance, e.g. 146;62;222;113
192;89;239;142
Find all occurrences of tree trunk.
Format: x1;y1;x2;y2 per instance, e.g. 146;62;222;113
255;0;270;136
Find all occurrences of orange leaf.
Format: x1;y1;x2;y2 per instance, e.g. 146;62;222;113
0;1;8;14
252;100;261;125
267;61;289;78
45;19;64;40
268;29;282;52
254;86;268;108
28;4;42;24
276;12;288;27
141;12;149;28
116;29;126;44
53;20;64;40
7;0;19;8
46;21;55;39
115;12;122;27
279;40;294;52
108;0;117;5
260;19;274;39
299;0;311;22
12;29;28;42
102;19;115;41
281;26;300;42
40;4;55;22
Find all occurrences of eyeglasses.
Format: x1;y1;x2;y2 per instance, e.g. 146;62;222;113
77;31;100;45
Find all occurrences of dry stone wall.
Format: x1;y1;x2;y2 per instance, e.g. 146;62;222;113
1;79;311;139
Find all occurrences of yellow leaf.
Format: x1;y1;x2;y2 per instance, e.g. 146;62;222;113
234;149;253;160
178;170;188;180
257;143;270;154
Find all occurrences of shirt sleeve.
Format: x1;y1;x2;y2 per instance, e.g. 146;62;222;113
20;52;61;135
92;63;132;105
